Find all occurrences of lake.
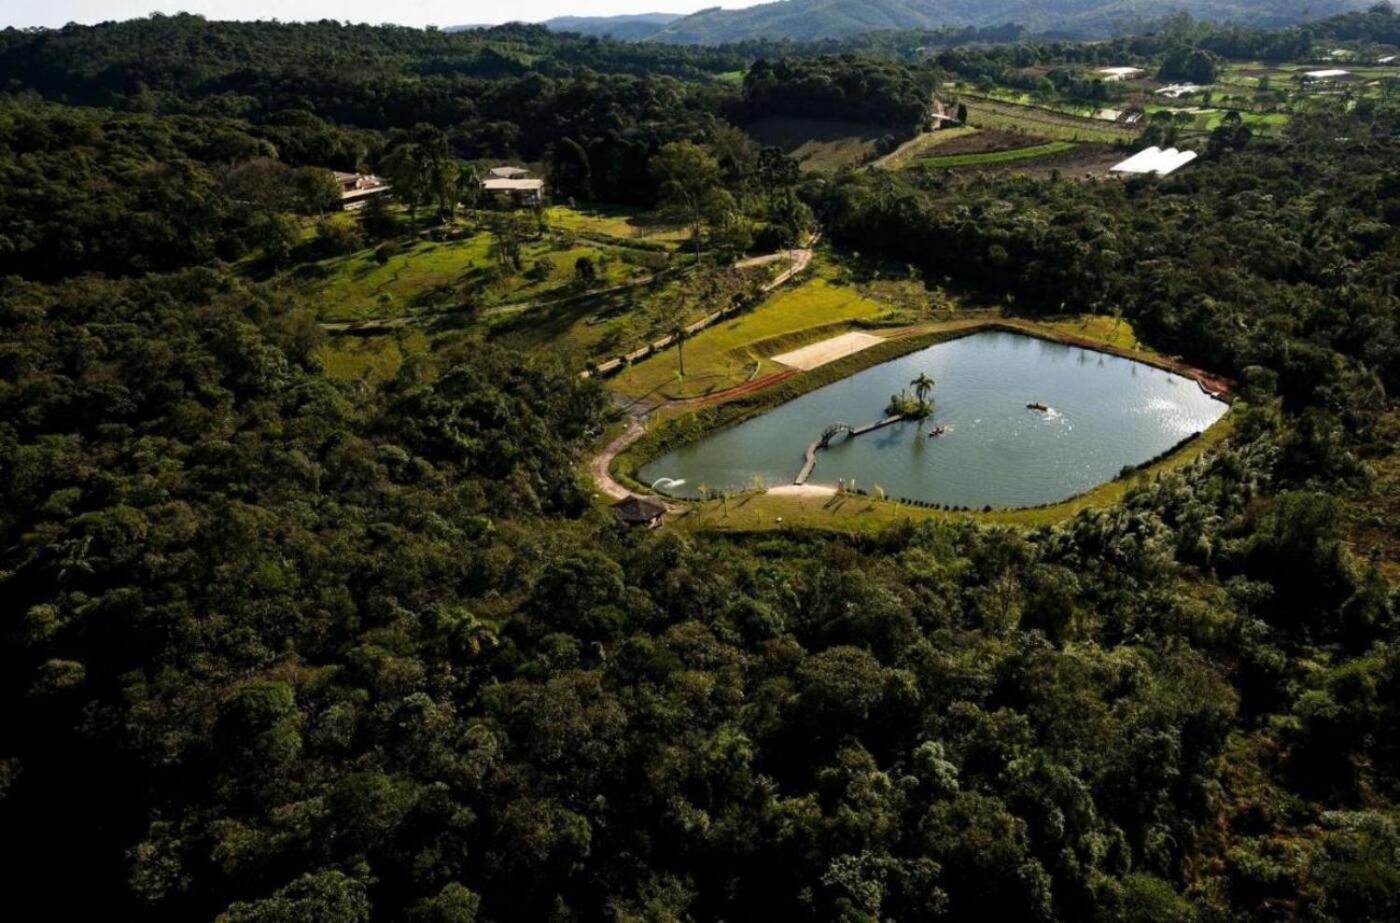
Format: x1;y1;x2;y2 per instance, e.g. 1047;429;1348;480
638;330;1229;508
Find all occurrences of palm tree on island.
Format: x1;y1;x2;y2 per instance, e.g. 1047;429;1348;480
911;372;935;408
886;373;936;420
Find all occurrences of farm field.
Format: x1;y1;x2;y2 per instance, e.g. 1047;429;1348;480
961;96;1138;143
873;126;975;169
919;140;1076;168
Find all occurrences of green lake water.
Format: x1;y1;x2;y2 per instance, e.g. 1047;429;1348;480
638;331;1229;508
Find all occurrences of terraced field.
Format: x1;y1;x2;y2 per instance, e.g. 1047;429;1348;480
919;140;1076;168
963;96;1140;144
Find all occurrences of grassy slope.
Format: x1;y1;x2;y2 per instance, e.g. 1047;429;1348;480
745;115;889;173
608;270;896;401
874;126;977;169
489;262;779;370
963;97;1138;143
296;207;683;322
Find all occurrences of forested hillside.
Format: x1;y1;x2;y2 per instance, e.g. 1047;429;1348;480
1;11;1399;923
643;0;1367;43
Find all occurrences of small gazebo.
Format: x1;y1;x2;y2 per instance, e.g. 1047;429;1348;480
611;495;668;529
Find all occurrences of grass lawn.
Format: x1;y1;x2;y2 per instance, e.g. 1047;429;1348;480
674;394;1236;534
1035;314;1141;351
490;263;776;369
320;329;430;382
919;141;1076;167
544;205;689;244
297;233;651;322
609;271;895;401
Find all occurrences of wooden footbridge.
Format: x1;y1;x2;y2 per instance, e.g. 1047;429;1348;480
795;415;905;485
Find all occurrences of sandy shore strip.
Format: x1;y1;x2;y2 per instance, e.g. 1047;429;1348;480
767;484;837;498
773;331;885;371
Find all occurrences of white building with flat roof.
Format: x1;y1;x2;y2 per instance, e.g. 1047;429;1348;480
1097;66;1146;81
481;177;545;205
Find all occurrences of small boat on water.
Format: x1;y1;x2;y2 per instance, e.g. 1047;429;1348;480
927;426;946;438
1026;402;1049;412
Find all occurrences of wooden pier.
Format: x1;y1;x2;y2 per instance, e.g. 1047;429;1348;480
794;415;904;485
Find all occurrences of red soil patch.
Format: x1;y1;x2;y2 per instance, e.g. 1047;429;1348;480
680;367;801;405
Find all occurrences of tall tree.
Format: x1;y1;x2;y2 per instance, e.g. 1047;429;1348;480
650;141;722;263
549;137;592;201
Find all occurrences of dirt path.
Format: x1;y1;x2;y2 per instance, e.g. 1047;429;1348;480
591;417;647;501
676;367;800;406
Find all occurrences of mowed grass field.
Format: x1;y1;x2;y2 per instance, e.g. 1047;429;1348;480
609;272;894;401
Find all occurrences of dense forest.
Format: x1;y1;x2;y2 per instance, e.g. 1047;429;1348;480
1;9;1399;923
627;0;1366;44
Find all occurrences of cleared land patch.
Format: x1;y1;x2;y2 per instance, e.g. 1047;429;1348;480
745;115;888;173
873;126;974;169
919;128;1051;156
773;331;885;369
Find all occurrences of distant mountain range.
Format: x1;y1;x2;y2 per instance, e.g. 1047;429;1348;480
541;12;686;40
535;0;1366;43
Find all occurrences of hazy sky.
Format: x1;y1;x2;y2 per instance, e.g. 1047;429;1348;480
6;1;764;30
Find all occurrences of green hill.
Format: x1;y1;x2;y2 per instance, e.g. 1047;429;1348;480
542;12;685;40
647;0;1366;43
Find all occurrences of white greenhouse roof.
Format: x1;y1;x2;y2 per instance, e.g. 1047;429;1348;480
1109;146;1199;176
1303;69;1351;79
1156;83;1202;97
